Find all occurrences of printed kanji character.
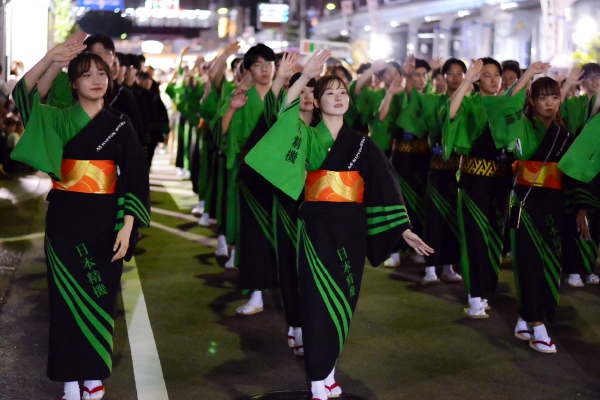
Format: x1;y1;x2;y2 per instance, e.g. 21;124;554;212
346;273;354;286
505;114;516;126
291;135;302;150
349;285;356;297
87;270;102;285
550;226;560;238
82;258;96;270
76;244;88;257
285;149;299;164
545;215;555;226
93;283;108;298
337;248;347;261
342;261;351;273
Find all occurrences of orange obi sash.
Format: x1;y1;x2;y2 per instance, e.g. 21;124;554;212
517;161;563;190
52;160;117;194
304;170;364;203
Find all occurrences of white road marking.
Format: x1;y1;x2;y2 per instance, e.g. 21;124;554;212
150;221;218;248
122;257;170;400
151;207;198;222
0;232;45;243
0;175;52;205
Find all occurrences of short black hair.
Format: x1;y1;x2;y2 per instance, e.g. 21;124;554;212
83;34;115;53
116;52;127;66
414;58;431;73
243;44;276;70
357;63;372;75
124;54;142;71
0;65;3;75
582;63;600;79
377;61;402;79
442;58;467;74
431;68;443;79
333;66;352;83
481;57;502;75
136;54;146;64
501;60;521;79
290;72;316;88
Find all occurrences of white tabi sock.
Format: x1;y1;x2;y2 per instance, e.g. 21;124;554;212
391;253;400;263
468;296;482;310
225;249;235;268
425;266;437;277
248;290;263;307
515;317;532;332
311;380;328;400
287;326;296;347
216;235;228;256
198;212;210;226
293;327;304;355
63;381;80;400
324;367;342;396
533;324;550;342
198;200;205;210
83;380;102;390
569;274;581;280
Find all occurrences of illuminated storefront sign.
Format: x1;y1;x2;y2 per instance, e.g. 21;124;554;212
77;0;124;10
258;3;289;29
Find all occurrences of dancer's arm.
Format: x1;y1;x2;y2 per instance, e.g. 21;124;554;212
354;59;386;96
286;50;331;107
449;59;482;119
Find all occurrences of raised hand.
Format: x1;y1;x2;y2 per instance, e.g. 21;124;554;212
47;42;87;63
225;41;241;56
466;59;483;83
238;72;254;91
429;56;444;71
63;31;87;47
527;61;551;76
389;76;405;94
276;51;299;80
402;229;434;256
302;49;332;79
229;90;248;109
566;67;584;86
403;53;415;76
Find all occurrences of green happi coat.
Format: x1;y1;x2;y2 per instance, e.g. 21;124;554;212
246;98;412;381
484;88;577;322
443;92;513;299
212;85;280;291
397;87;459;266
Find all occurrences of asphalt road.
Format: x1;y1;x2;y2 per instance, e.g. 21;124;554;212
1;157;600;400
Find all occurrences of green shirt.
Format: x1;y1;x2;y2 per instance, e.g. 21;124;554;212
11;78;90;180
397;87;447;144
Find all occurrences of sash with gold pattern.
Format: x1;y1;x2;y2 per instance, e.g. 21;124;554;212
304;170;364;203
52;160;117;194
430;154;460;170
395;139;429;154
460;156;509;178
516;161;563;190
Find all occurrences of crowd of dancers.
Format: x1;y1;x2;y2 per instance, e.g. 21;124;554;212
9;31;600;400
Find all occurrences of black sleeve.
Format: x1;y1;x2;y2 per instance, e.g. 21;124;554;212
362;137;412;267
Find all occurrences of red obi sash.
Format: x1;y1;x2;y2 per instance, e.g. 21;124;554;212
517;161;563;190
304;170;364;203
51;160;117;194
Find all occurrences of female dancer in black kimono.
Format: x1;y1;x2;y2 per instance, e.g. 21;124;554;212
11;43;149;400
246;50;433;400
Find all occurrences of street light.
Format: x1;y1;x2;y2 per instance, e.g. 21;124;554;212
218;8;228;15
326;3;336;10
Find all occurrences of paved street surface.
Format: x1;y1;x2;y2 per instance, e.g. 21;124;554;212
1;154;600;400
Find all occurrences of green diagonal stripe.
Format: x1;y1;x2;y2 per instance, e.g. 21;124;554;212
240;183;275;248
368;217;411;235
366;205;406;213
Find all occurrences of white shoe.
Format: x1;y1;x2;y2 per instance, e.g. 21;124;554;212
182;170;191;180
176;167;184;176
158;148;168;155
463;307;489;319
566;275;584;287
198;213;210;226
421;274;440;285
586;274;600;284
